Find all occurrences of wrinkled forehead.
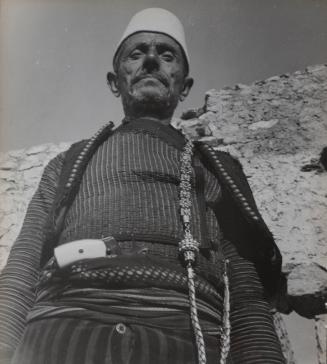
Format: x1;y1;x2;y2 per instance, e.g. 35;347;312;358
113;31;189;74
119;32;183;56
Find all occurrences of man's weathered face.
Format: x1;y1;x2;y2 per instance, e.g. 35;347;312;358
108;32;193;119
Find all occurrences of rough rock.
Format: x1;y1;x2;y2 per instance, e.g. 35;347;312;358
0;142;70;272
176;64;327;319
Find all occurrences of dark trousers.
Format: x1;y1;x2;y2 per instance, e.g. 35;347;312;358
11;318;222;364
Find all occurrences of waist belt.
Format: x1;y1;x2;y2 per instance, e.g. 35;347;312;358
53;237;224;287
37;240;223;309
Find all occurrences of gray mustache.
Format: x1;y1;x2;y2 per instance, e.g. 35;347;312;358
132;74;169;87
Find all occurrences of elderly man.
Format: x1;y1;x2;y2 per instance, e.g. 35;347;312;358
0;8;286;364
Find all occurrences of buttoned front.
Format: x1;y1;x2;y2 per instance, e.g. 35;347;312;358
115;323;127;334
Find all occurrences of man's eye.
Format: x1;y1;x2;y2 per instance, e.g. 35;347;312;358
161;52;174;61
129;51;143;59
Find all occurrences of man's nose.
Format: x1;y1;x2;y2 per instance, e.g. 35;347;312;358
142;51;160;72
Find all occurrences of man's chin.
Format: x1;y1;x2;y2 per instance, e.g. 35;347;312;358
124;86;178;117
130;88;169;104
127;92;175;117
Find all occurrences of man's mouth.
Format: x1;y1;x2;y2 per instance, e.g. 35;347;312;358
132;75;168;87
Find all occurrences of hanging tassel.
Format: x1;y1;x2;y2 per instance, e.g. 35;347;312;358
179;135;232;364
220;259;231;364
179;135;207;364
186;262;207;364
179;233;206;364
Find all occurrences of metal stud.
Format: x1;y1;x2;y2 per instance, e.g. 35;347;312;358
232;189;241;196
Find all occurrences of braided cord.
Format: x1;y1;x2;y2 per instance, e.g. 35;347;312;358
220;259;231;364
187;264;207;364
178;135;207;364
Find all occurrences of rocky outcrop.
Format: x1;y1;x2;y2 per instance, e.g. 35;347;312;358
0;143;70;269
174;64;327;364
176;64;327;320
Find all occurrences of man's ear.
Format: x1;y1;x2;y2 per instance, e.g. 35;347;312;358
107;72;120;97
179;77;194;101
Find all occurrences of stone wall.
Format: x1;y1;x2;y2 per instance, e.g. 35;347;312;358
177;64;327;317
1;64;327;363
0;143;70;269
175;64;327;363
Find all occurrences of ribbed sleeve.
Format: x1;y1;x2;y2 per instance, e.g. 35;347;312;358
0;153;65;356
223;240;285;363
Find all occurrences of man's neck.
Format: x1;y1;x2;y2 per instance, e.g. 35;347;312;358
124;114;172;126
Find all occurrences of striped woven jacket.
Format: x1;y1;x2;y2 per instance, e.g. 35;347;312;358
41;121;285;300
0;119;286;362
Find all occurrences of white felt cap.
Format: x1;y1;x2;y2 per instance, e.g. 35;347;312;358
113;8;189;73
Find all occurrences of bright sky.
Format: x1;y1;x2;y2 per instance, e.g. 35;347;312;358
1;0;326;362
1;0;327;153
